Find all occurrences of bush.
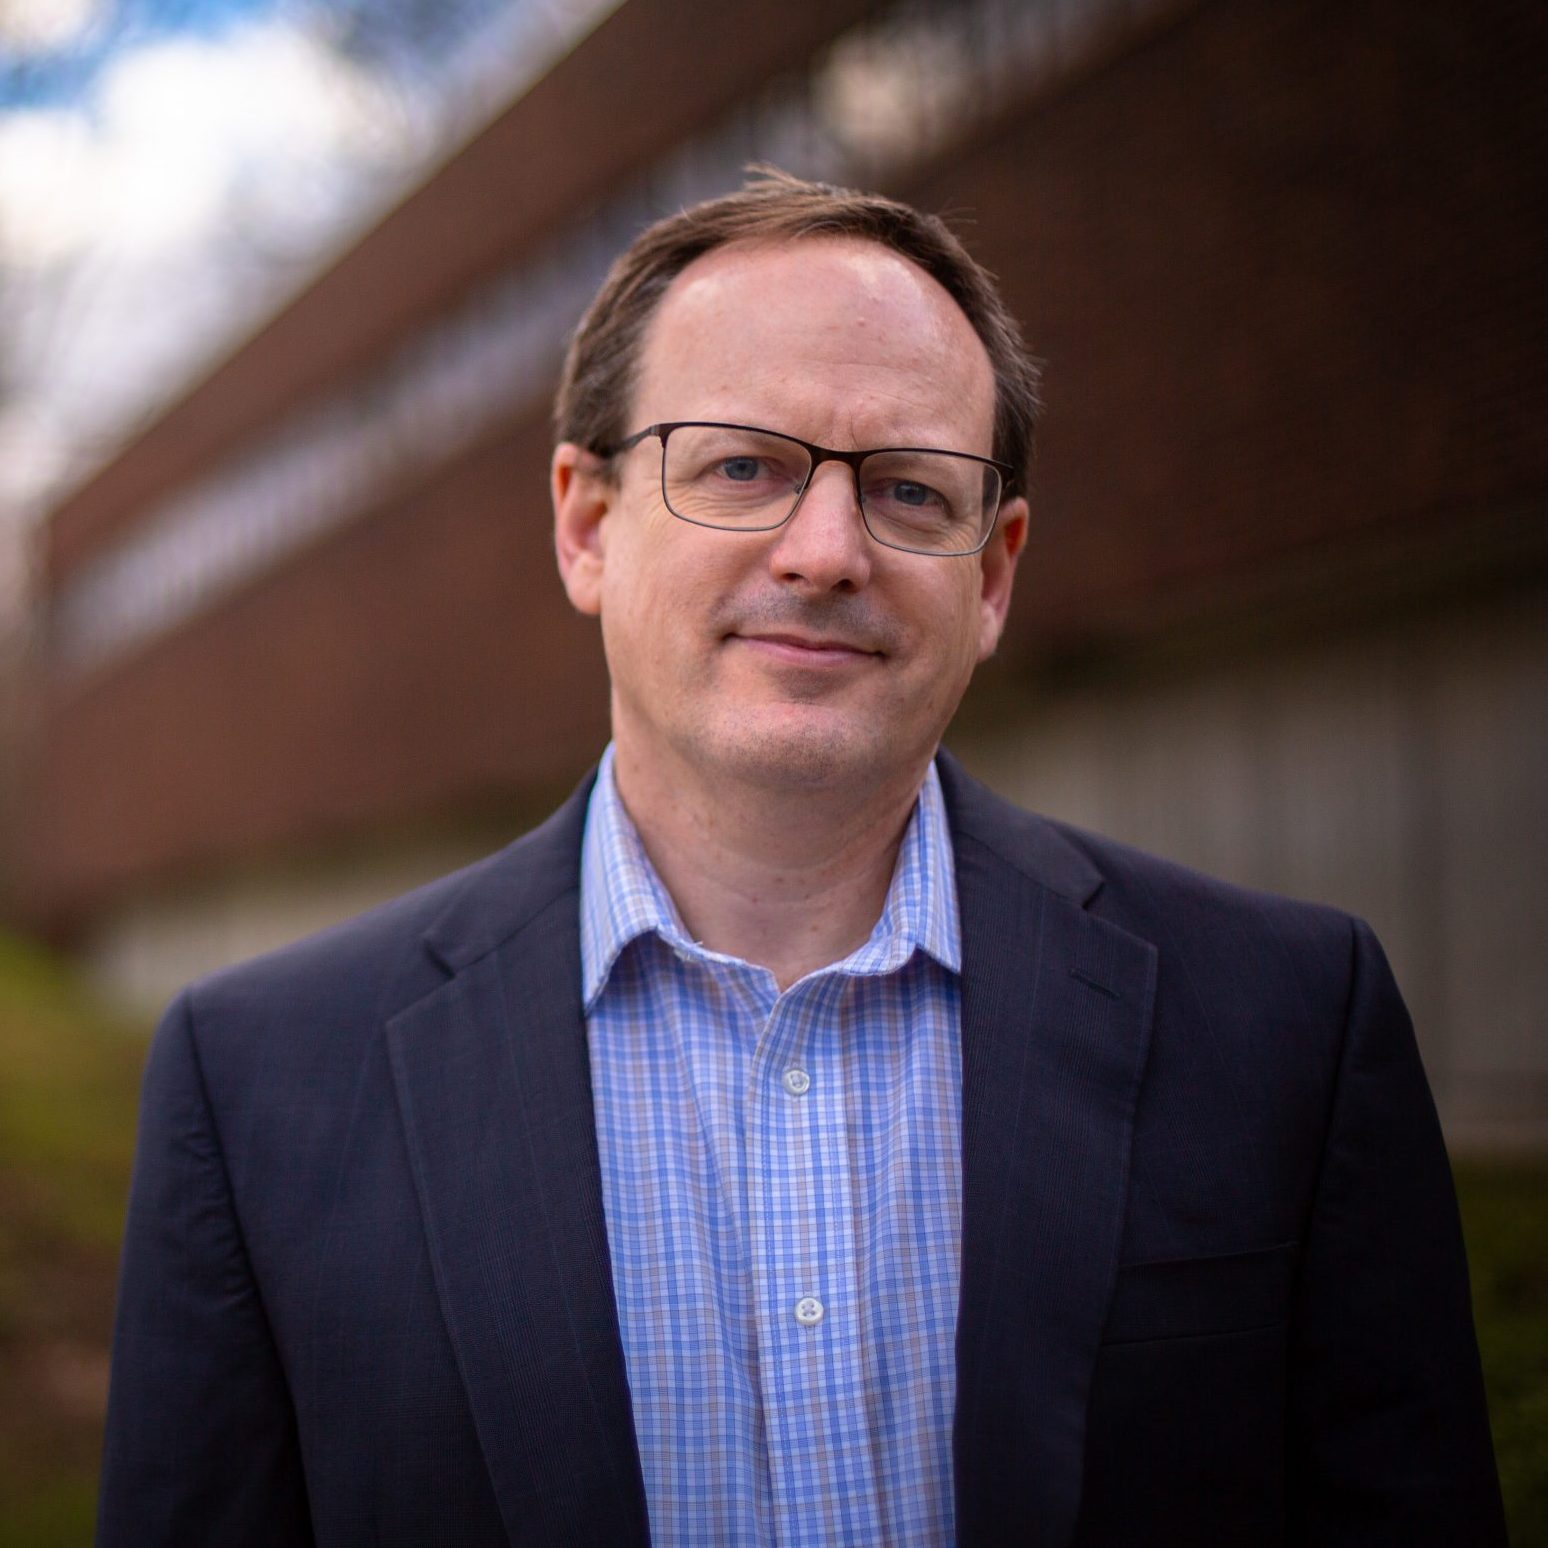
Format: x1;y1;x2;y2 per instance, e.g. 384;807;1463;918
1457;1161;1548;1547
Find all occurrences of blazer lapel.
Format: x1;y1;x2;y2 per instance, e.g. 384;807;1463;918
386;782;650;1546
941;754;1158;1548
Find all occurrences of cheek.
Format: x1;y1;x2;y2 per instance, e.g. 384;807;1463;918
597;541;716;673
918;575;983;671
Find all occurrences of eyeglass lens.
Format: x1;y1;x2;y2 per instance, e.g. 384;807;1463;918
661;425;999;555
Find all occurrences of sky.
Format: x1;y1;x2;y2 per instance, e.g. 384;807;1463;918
0;0;615;555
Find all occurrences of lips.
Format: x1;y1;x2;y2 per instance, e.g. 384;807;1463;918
732;631;881;666
743;631;876;653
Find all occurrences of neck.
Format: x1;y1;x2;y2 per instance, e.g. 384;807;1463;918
611;739;932;991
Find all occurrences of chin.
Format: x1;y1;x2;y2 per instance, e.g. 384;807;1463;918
698;705;916;793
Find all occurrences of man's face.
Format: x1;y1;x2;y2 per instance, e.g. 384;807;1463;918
553;236;1026;799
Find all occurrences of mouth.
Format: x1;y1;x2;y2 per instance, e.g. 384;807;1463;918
730;631;883;667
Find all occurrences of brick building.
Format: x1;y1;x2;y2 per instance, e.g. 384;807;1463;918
20;0;1548;1147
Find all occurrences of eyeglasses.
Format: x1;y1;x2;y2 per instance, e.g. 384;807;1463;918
602;421;1012;557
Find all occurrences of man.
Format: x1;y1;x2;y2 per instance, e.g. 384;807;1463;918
98;172;1505;1546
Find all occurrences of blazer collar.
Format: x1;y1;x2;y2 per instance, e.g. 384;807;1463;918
419;771;598;976
391;753;1154;1548
935;747;1103;906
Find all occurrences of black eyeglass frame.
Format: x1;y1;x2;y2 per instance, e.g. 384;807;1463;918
600;420;1016;557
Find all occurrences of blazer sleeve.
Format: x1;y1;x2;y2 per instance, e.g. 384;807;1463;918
1286;917;1506;1545
97;990;315;1547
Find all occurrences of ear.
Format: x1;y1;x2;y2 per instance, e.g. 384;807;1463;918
976;494;1028;662
552;442;613;617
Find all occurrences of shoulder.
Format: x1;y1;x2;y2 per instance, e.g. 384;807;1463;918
170;773;594;1057
938;748;1358;979
938;753;1386;1113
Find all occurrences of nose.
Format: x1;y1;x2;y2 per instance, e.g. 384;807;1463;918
765;460;873;593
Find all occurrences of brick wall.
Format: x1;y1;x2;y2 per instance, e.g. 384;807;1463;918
25;0;1548;927
905;0;1548;651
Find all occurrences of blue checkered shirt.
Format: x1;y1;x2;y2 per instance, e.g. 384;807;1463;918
580;746;963;1546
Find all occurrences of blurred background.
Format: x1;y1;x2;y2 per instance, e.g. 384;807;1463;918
0;0;1543;1539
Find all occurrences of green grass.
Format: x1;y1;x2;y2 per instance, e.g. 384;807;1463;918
1458;1160;1548;1546
0;933;147;1547
0;932;1542;1542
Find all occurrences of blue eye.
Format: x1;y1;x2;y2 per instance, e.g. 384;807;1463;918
872;478;946;512
719;457;762;482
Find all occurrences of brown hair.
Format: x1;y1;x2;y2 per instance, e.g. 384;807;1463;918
553;168;1041;496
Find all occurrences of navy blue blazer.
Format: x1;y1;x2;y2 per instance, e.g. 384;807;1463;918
98;753;1505;1546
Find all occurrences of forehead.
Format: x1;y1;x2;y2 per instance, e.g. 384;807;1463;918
632;236;996;451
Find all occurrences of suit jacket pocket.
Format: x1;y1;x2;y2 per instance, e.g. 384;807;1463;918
1102;1241;1298;1345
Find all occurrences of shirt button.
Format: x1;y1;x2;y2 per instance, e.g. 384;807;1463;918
782;1067;812;1096
794;1295;825;1327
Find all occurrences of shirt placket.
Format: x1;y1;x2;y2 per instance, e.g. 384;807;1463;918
747;971;883;1546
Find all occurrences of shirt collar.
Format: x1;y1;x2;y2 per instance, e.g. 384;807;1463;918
579;744;961;1010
